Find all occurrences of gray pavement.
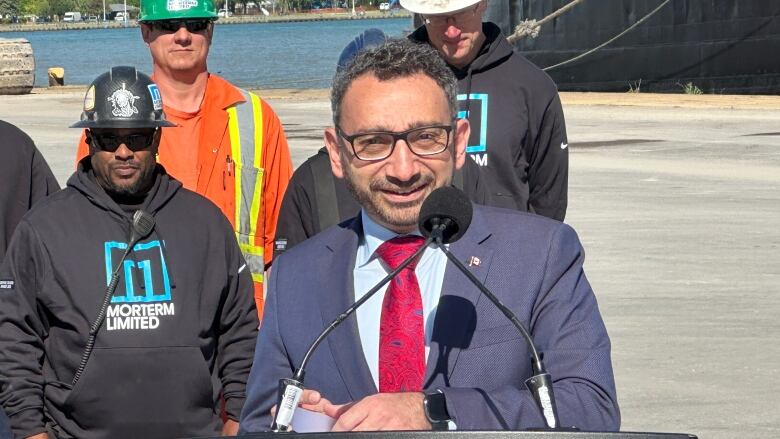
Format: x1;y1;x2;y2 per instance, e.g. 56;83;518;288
1;90;779;438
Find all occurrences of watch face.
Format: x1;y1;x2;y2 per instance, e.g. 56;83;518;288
425;392;450;424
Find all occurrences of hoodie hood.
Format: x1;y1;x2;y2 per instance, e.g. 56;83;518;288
69;157;181;221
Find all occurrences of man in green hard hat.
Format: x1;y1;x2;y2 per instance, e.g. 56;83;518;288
75;0;294;325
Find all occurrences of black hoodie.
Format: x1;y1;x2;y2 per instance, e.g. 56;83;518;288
411;22;569;221
0;162;258;439
0;120;59;261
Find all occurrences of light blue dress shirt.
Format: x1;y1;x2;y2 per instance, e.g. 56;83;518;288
354;210;448;390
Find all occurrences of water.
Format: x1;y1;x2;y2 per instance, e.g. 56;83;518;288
5;18;410;88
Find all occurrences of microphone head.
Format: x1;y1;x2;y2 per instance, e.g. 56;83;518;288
418;186;473;244
131;210;155;242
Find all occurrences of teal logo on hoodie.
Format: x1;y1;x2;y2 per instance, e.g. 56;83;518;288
457;93;488;155
105;240;171;303
103;240;176;331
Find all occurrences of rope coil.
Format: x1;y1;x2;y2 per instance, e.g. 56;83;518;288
507;0;587;44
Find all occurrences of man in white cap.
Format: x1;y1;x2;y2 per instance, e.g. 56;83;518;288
402;0;569;222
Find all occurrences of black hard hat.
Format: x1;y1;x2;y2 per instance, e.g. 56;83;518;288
337;28;388;73
70;66;176;129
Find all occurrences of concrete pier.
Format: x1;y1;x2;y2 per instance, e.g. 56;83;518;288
1;88;779;438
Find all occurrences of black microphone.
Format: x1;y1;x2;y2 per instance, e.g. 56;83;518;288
72;210;155;386
270;221;434;432
418;186;472;244
419;187;562;429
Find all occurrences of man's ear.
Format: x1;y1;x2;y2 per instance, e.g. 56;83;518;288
151;129;162;155
206;22;215;44
323;127;345;179
85;130;98;155
453;118;470;170
140;23;152;45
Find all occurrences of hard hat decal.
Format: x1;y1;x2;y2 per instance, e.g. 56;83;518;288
84;85;96;111
167;0;199;11
147;84;163;111
108;83;141;118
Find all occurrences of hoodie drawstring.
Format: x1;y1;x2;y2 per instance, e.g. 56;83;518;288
153;226;177;289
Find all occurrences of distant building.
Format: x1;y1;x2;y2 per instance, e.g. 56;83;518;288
108;4;140;20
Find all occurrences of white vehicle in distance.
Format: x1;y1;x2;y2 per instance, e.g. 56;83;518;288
63;12;82;22
114;11;126;21
379;2;390;10
218;9;232;17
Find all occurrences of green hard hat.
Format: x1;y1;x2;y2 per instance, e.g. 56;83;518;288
139;0;218;22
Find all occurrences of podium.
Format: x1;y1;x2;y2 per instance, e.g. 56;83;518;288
199;432;697;439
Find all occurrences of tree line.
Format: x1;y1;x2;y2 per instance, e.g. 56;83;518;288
1;0;140;19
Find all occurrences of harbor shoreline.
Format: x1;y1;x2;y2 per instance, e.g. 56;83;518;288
28;85;780;109
1;86;779;439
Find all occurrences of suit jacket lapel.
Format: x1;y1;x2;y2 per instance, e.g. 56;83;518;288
425;207;494;388
318;216;378;400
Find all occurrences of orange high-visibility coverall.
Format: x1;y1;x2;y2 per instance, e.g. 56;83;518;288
77;74;293;317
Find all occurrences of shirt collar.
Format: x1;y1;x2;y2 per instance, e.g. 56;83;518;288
357;210;423;268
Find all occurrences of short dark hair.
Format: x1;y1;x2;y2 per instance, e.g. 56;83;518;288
330;38;459;125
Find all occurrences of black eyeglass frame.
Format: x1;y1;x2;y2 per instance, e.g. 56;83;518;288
335;122;456;162
149;18;214;33
87;129;159;153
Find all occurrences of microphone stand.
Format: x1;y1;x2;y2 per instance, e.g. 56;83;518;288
429;219;561;429
270;233;435;432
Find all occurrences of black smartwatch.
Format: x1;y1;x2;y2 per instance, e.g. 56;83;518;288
423;390;452;430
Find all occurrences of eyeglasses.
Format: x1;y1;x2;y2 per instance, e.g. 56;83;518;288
88;130;158;152
150;19;212;33
336;124;454;161
424;3;481;26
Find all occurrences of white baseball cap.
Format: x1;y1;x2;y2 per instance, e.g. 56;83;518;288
399;0;482;15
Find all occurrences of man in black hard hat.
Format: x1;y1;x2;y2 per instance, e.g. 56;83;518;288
0;66;257;439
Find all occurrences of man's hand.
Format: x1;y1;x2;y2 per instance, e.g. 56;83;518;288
298;389;334;413
270;389;334;419
25;433;49;439
222;419;239;436
325;392;431;431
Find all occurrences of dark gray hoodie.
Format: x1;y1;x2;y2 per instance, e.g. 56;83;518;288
411;22;569;221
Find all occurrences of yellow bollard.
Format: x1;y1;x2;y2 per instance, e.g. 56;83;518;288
48;67;65;87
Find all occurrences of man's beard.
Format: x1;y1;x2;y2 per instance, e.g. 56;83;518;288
341;162;439;232
101;161;156;198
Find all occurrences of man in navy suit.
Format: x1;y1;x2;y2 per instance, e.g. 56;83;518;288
240;39;620;432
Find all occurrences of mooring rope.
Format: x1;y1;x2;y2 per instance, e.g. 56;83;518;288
509;0;673;72
258;0;672;85
543;0;672;71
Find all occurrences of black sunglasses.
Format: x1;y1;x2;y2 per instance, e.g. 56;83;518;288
151;19;212;33
88;130;158;153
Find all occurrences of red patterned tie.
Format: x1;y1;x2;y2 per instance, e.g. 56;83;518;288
375;235;427;393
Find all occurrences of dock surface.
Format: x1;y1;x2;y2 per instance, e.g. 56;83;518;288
1;89;779;438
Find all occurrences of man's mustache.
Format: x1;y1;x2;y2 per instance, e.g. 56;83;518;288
369;174;434;192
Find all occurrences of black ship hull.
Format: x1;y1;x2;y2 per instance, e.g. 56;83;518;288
484;0;780;94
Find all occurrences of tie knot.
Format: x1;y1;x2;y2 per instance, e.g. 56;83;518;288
375;235;426;270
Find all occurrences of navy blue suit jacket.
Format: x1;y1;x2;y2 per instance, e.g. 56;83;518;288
240;205;620;432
